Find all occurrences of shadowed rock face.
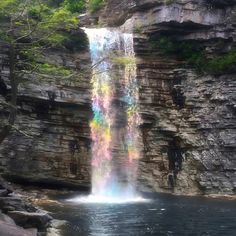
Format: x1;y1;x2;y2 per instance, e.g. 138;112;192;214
0;30;92;189
208;0;236;7
98;0;236;195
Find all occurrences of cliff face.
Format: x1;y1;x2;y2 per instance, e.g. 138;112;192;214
0;0;236;196
0;30;92;188
99;0;236;195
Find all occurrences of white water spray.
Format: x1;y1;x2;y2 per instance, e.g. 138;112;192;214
68;28;144;204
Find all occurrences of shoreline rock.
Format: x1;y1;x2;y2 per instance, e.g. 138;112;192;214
0;178;54;236
0;221;37;236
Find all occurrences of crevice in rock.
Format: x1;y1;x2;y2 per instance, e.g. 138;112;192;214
0;79;8;97
167;137;184;188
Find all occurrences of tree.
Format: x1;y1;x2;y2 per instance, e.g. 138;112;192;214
0;0;83;144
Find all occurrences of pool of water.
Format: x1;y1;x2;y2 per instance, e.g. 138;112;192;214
42;192;236;236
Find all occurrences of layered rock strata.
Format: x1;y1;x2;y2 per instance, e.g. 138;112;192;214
0;30;92;188
0;0;236;196
97;0;236;195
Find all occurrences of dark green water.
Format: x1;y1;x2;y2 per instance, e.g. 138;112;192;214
42;192;236;236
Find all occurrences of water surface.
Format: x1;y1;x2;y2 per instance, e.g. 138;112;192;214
42;192;236;236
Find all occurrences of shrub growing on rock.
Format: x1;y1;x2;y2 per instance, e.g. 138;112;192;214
88;0;106;13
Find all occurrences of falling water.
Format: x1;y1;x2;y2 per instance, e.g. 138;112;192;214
70;28;143;203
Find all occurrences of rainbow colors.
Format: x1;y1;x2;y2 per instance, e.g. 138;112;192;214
84;28;141;198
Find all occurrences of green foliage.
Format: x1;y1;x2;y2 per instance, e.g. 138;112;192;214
150;36;203;60
19;48;73;78
149;36;207;72
63;33;88;51
88;0;105;13
0;0;87;142
0;0;18;15
0;0;79;44
42;7;78;30
149;36;206;71
47;31;88;50
28;4;51;21
63;0;86;13
112;56;136;65
150;36;236;74
47;33;67;46
38;63;72;76
0;0;86;80
187;52;206;72
207;50;236;74
0;0;82;51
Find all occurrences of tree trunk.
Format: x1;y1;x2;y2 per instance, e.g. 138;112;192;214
0;44;17;144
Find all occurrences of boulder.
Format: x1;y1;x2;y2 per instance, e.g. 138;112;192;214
0;212;16;225
0;197;36;213
46;219;67;236
8;211;53;231
0;197;26;212
0;220;37;236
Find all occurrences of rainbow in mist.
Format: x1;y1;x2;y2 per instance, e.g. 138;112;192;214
77;28;142;203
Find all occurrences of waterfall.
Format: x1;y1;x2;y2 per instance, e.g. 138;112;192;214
78;28;142;203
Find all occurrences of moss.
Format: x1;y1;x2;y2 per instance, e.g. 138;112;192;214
38;63;72;76
112;56;136;65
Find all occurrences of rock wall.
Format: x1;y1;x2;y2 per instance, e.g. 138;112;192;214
98;0;236;195
0;0;236;196
0;30;92;189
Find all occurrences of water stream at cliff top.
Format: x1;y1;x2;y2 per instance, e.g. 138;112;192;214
69;28;144;203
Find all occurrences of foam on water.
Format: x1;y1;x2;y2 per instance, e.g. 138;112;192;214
67;194;150;204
